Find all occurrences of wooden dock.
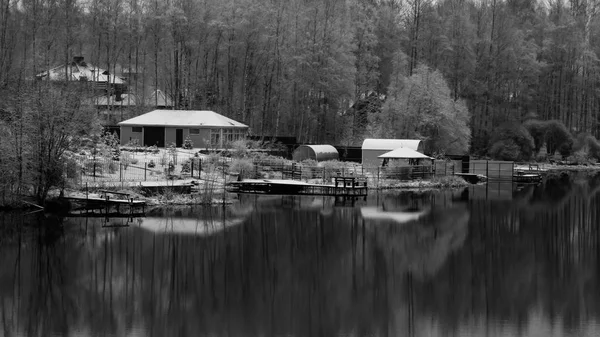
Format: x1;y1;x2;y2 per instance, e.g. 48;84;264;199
138;181;194;194
61;190;146;216
226;177;368;197
513;171;542;183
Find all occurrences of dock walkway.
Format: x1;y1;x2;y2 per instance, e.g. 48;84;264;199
226;177;368;197
61;190;146;216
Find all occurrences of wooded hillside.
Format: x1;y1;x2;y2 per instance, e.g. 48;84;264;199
1;0;600;153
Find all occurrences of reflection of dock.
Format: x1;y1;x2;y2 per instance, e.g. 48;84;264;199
513;171;542;183
226;177;368;197
61;190;146;216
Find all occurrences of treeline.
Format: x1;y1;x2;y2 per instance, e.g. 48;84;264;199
2;0;600;152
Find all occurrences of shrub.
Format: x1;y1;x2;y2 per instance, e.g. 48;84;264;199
181;160;191;173
231;139;250;158
131;158;139;165
524;119;574;158
545;120;573;157
126;139;140;149
108;161;118;174
84;160;103;176
523;119;547;154
384;160;412;179
230;158;255;179
64;158;81;179
183;136;194;149
566;149;595;165
204;153;221;166
111;148;121;161
159;152;168;166
488;123;535;160
431;175;470;187
299;159;318;179
320;160;345;179
588;137;600;160
148;160;156;168
573;133;600;160
489;139;522;161
120;152;133;170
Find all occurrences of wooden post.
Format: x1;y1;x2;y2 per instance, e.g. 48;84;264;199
486;160;489;179
120;163;123;181
512;162;515;181
191;159;194;178
377;167;380;188
144;163;147;181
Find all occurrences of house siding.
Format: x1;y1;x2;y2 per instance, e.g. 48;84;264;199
188;129;211;148
165;127;212;148
119;125;246;148
165;127;176;146
120;126;143;146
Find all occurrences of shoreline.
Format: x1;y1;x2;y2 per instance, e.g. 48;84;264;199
7;162;599;210
515;163;600;172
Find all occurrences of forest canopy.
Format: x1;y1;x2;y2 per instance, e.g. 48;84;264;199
1;0;600;153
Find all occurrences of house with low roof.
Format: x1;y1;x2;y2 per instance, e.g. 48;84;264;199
118;109;248;148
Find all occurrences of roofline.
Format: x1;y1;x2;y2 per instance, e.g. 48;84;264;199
118;123;249;128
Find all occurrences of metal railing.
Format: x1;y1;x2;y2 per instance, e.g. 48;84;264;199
65;154;459;189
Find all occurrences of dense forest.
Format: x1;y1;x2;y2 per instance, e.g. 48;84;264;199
3;0;600;157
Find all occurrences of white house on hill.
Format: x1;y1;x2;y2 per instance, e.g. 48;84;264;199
119;110;248;148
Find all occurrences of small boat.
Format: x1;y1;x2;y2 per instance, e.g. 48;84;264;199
513;171;542;183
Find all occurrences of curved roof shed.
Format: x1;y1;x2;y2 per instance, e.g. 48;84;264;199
293;145;339;162
362;139;423;151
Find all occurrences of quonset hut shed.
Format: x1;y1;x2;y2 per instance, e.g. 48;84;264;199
292;145;339;162
362;139;423;166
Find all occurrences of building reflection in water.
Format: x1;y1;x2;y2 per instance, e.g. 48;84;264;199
1;174;600;336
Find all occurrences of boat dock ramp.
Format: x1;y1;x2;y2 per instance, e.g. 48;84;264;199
62;189;146;217
226;176;368;197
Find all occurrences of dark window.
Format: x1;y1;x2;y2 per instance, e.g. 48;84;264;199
190;128;200;135
132;127;142;133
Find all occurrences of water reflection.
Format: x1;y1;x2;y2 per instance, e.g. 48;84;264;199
1;174;600;336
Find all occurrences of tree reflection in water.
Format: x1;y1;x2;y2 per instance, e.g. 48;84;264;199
1;176;600;336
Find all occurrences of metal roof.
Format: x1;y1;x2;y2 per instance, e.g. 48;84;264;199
362;139;421;151
293;145;339;161
378;147;432;159
36;63;125;84
118;110;249;128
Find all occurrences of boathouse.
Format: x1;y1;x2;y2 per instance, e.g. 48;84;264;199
118;109;248;148
362;139;424;166
292;145;339;162
378;147;433;166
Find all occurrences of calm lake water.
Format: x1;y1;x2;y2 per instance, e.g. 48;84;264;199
2;173;600;337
